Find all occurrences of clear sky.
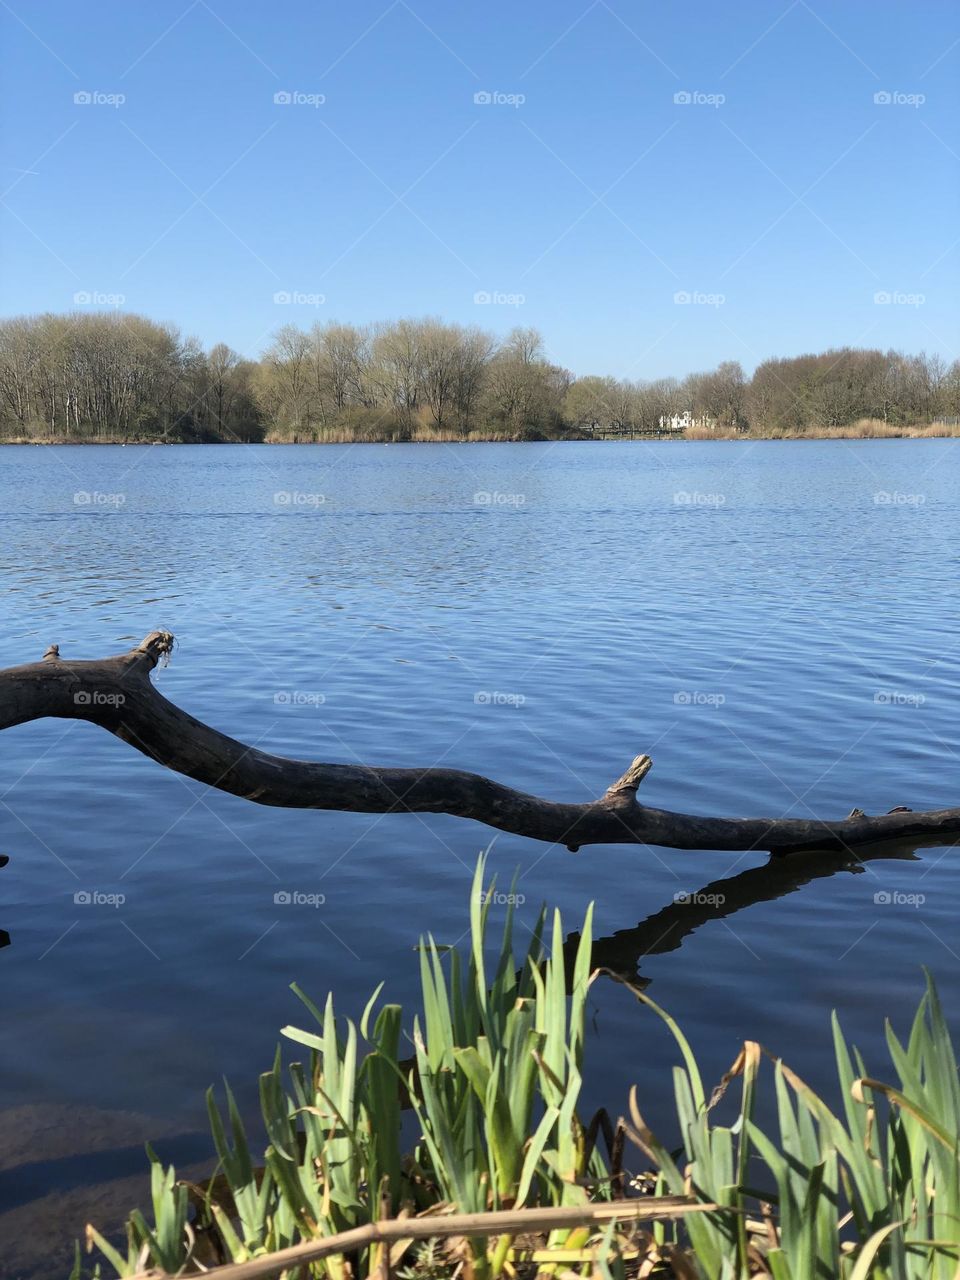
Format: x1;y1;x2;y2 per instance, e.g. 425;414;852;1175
1;0;957;378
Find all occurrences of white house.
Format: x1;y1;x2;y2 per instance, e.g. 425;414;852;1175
658;411;717;432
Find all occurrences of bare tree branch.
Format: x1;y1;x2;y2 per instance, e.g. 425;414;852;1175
1;632;957;856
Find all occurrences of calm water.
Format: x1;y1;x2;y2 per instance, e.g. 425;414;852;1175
1;440;959;1275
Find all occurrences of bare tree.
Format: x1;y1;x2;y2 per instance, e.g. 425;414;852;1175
207;342;241;435
0;315;954;442
258;325;313;437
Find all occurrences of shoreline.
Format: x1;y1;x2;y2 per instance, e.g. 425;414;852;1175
2;425;958;446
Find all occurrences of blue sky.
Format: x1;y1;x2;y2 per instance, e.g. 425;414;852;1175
1;0;957;378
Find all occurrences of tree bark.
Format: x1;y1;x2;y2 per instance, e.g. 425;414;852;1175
1;631;957;856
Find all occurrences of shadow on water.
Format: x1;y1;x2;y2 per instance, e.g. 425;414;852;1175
564;836;952;987
0;838;948;980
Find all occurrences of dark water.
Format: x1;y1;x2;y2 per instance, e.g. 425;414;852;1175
1;440;959;1275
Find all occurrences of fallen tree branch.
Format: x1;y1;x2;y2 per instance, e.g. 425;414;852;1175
2;631;958;856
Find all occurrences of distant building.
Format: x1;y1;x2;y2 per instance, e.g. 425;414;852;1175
658;411;717;432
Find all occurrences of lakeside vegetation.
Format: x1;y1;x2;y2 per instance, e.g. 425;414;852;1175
1;312;959;445
75;856;960;1280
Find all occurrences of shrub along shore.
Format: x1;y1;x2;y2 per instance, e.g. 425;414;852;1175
74;855;959;1280
5;419;960;445
2;312;958;445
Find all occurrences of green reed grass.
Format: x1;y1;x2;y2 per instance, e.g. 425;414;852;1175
76;856;959;1280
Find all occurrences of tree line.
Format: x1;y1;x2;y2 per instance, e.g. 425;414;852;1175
0;311;957;442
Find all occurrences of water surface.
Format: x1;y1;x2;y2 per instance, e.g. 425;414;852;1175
1;440;958;1275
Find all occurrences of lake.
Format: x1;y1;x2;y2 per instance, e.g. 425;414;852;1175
1;440;958;1276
